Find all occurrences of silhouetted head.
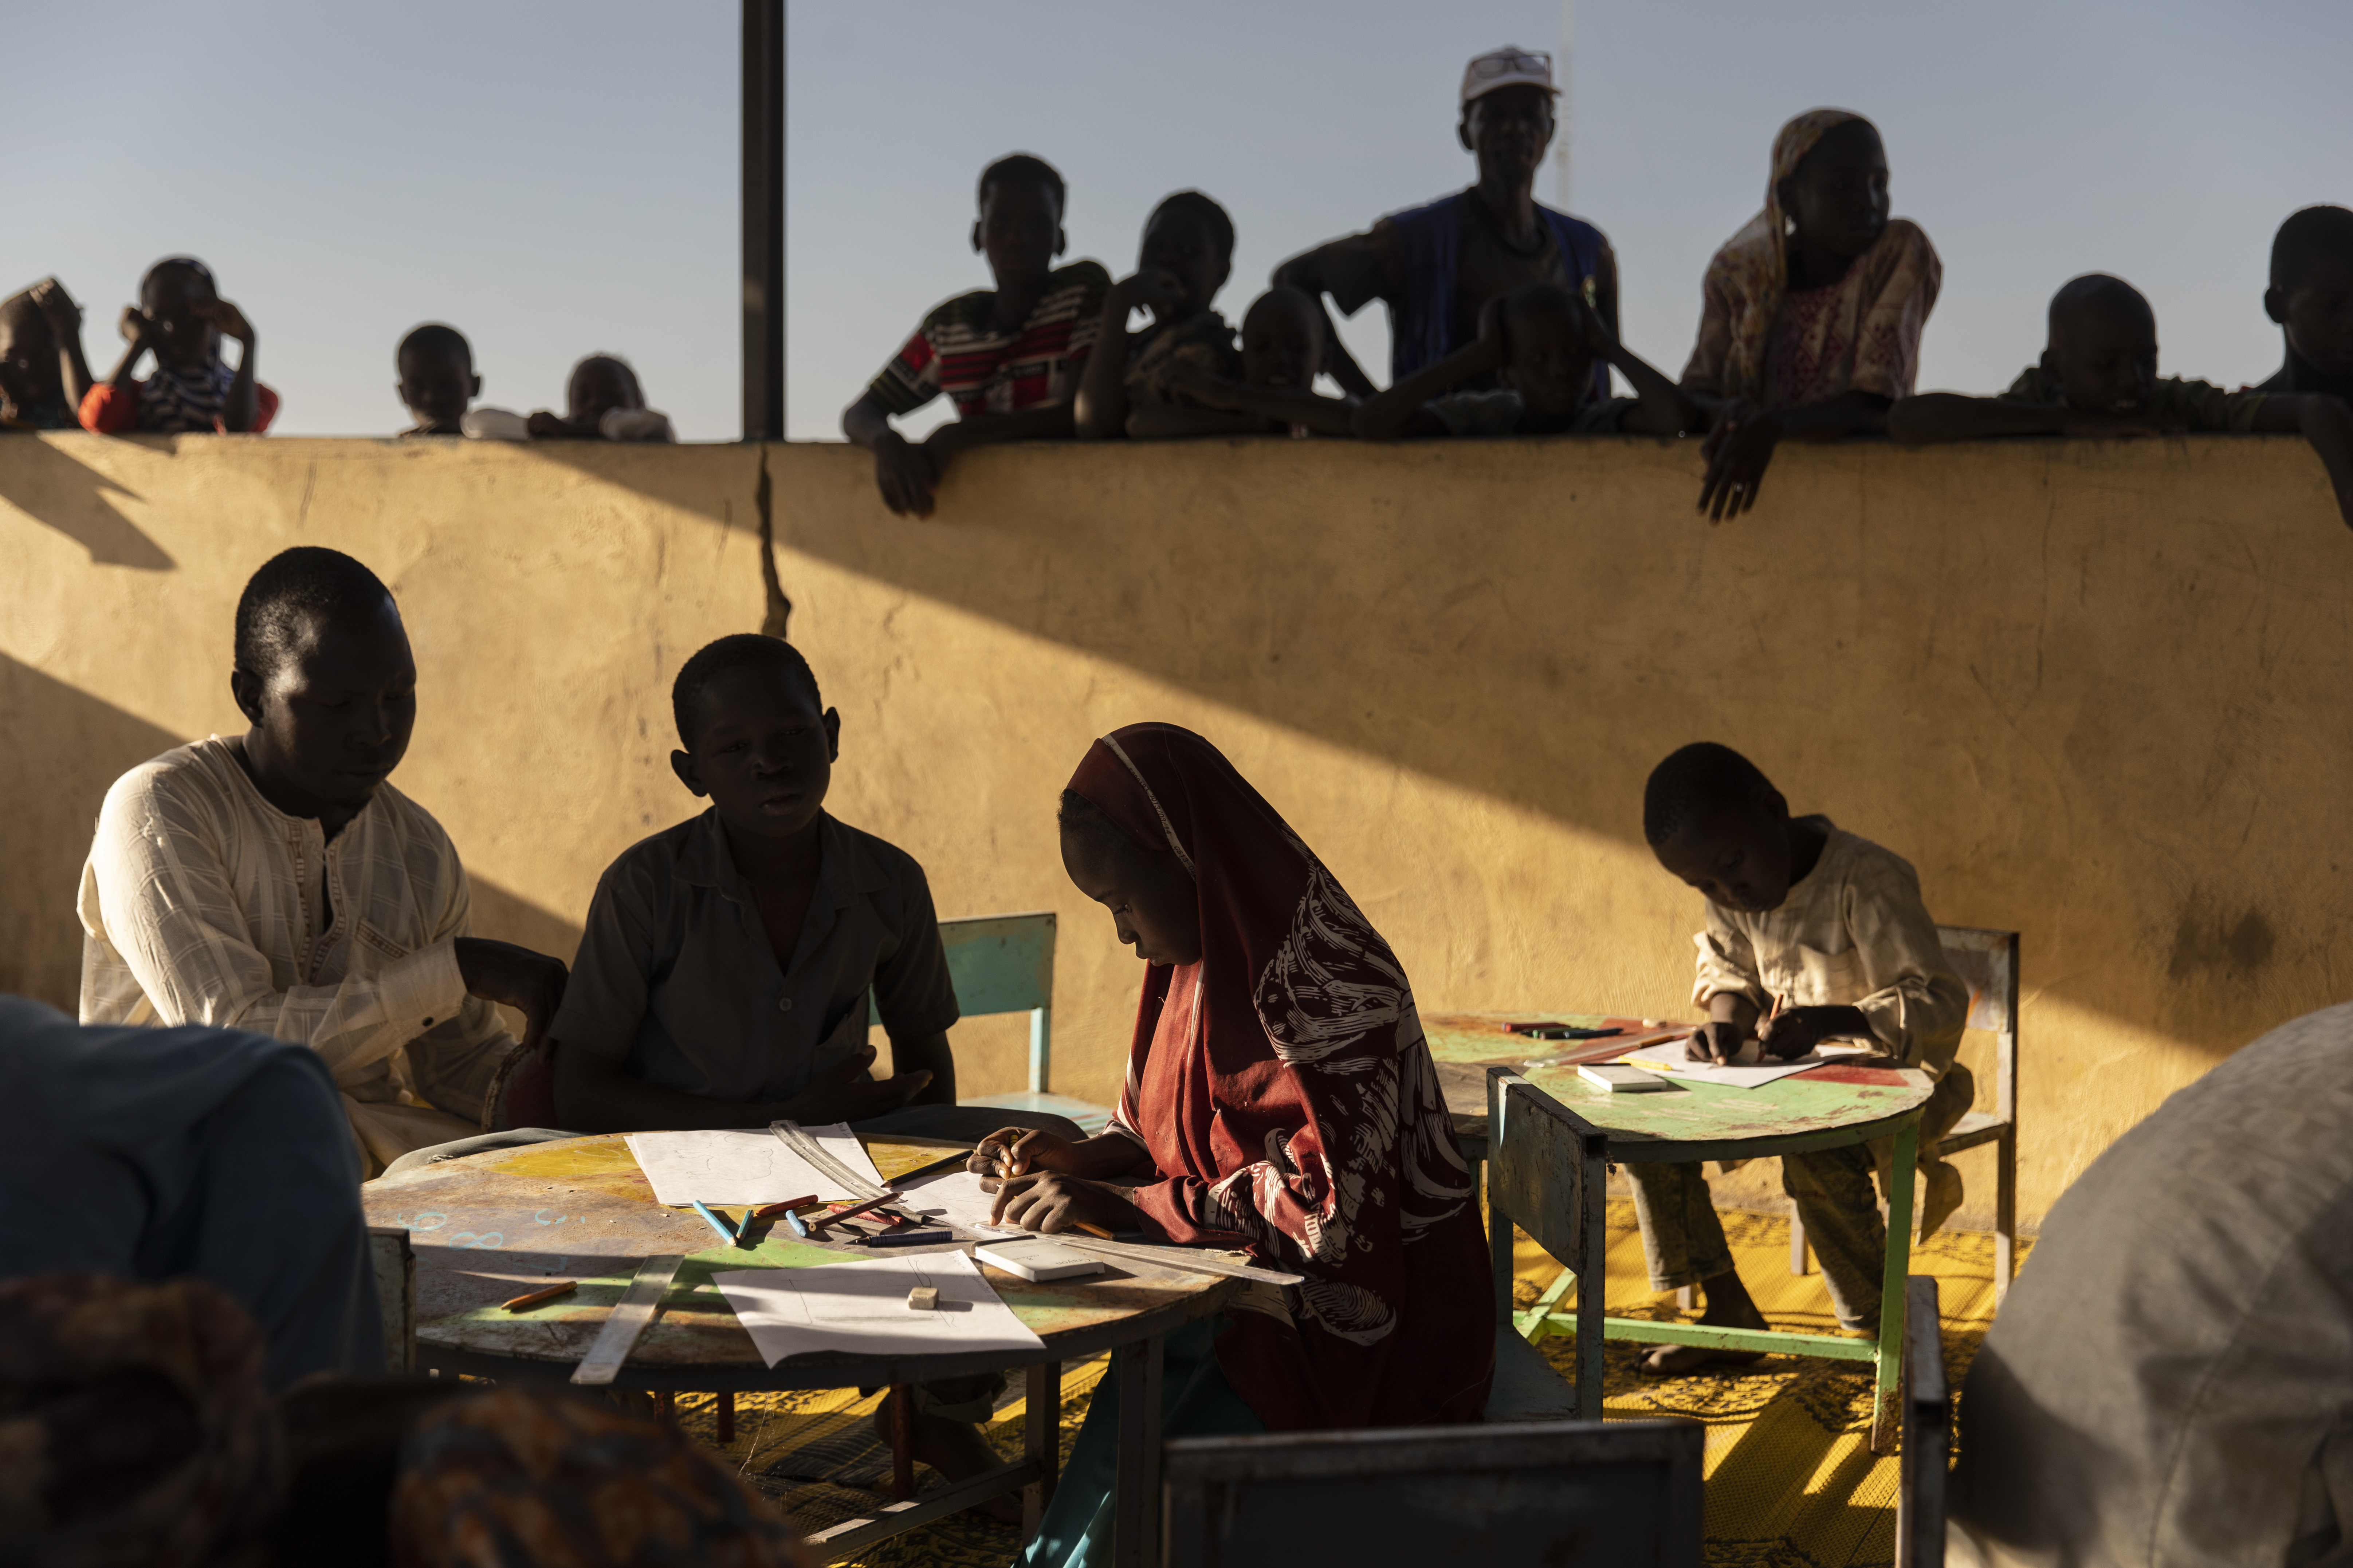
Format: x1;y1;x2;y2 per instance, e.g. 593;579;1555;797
1240;287;1323;390
1457;47;1557;191
668;634;838;846
395;324;479;433
1778;117;1889;265
140;258;223;372
2042;273;2159;414
1138;191;1234;319
1644;742;1800;914
972;153;1068;296
1496;281;1602;419
2266;205;2353;379
0;290;60;418
566;354;643;426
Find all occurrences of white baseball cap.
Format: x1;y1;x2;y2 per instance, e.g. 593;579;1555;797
1461;46;1557;107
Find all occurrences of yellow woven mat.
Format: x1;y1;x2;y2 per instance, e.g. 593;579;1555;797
671;1200;2021;1567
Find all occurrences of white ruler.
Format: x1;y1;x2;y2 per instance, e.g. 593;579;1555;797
569;1254;685;1386
1049;1236;1304;1288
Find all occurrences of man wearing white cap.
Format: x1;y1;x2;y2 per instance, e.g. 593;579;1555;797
1274;45;1617;402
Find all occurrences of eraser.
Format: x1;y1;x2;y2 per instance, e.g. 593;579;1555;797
1579;1063;1669;1093
907;1286;939;1311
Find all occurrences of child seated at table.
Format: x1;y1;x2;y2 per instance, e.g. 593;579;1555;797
1889;272;2353;530
1633;742;1971;1370
547;633;1077;1508
1130;285;1359;438
1353;279;1697;439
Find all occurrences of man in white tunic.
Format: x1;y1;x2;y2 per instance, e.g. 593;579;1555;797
77;547;567;1177
1948;1000;2353;1567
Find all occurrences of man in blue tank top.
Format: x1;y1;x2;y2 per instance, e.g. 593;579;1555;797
1273;45;1618;403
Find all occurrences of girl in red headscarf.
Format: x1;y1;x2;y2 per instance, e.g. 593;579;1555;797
978;724;1493;1568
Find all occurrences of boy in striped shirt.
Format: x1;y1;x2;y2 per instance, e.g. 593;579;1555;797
843;154;1109;517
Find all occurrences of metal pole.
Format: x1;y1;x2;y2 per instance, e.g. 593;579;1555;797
1555;0;1574;209
741;0;785;441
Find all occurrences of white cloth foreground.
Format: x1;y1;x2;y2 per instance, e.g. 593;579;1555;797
1948;1000;2353;1568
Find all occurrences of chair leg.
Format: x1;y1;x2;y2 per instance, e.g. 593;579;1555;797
1790;1212;1811;1275
1675;1285;1696;1311
1995;1127;2018;1305
716;1389;734;1445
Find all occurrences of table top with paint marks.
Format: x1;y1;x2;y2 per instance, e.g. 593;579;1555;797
363;1133;1237;1388
1422;1010;1933;1149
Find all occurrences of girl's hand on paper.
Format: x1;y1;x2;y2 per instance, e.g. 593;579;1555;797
1684;1021;1746;1064
967;1127;1079;1180
985;1172;1143;1235
1755;1004;1873;1060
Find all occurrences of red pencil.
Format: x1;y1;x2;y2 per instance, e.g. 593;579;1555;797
751;1195;820;1220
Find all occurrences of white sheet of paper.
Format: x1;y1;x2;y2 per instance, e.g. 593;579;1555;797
1619;1051;1830;1089
713;1250;1046;1366
895;1167;1028;1238
624;1124;885;1207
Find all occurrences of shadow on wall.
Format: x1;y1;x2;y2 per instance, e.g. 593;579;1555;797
468;878;585;971
0;437;172;569
0;655;180;1007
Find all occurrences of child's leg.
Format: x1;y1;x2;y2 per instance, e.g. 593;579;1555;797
1626;1161;1735;1291
1782;1146;1887;1330
1628;1162;1767;1372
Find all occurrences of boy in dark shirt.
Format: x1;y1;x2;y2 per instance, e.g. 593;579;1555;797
0;279;94;430
1890;272;2353;530
2256;204;2353;401
551;634;1075;1507
394;324;480;437
841;154;1111;517
1354;280;1696;440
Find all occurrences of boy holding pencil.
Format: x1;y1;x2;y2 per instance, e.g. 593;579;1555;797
1633;743;1972;1371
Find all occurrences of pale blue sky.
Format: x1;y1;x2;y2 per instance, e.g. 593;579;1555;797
11;1;2345;440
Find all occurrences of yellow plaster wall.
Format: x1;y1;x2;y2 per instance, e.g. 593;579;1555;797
4;430;2346;1230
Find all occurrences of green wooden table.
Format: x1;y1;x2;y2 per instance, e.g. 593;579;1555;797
1422;1011;1932;1453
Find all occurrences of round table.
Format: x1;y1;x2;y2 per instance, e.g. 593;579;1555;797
363;1132;1237;1566
1421;1010;1934;1452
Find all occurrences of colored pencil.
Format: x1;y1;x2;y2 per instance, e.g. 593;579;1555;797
690;1198;739;1246
806;1191;902;1232
783;1209;811;1239
751;1195;820;1220
501;1280;577;1312
1075;1222;1116;1240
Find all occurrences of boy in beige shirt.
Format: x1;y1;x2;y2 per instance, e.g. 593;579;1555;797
1635;742;1971;1370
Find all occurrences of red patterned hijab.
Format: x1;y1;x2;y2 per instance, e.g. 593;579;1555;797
1066;723;1492;1429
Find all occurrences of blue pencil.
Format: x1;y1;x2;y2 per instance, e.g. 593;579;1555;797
690;1199;739;1247
783;1209;811;1239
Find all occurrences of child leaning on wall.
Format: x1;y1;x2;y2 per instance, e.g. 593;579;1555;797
1890;273;2353;531
80;257;276;434
1130;285;1359;438
394;324;480;437
1682;110;1940;522
841;153;1111;518
0;279;95;430
1631;742;1972;1373
1071;190;1242;439
1353;279;1697;440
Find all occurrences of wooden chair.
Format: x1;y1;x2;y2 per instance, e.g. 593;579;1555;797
1794;926;2020;1303
1895;1275;1950;1568
1162;1417;1703;1567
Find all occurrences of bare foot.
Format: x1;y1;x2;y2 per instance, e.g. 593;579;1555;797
873;1392;1023;1525
1641;1274;1771;1374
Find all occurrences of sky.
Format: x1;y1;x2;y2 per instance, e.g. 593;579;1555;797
9;0;2347;441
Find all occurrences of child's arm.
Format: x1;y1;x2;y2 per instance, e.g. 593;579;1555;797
29;279;93;409
1156;368;1359;437
920;402;1078;460
1889;393;2177;444
1696;391;1891;523
1352;328;1505;441
1125;404;1278;440
99;305;153;391
1270;244;1382;400
195;299;260;432
884;1027;956;1106
1589;315;1702;436
842;391;943;519
2252;394;2353;530
1072;270;1186;440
